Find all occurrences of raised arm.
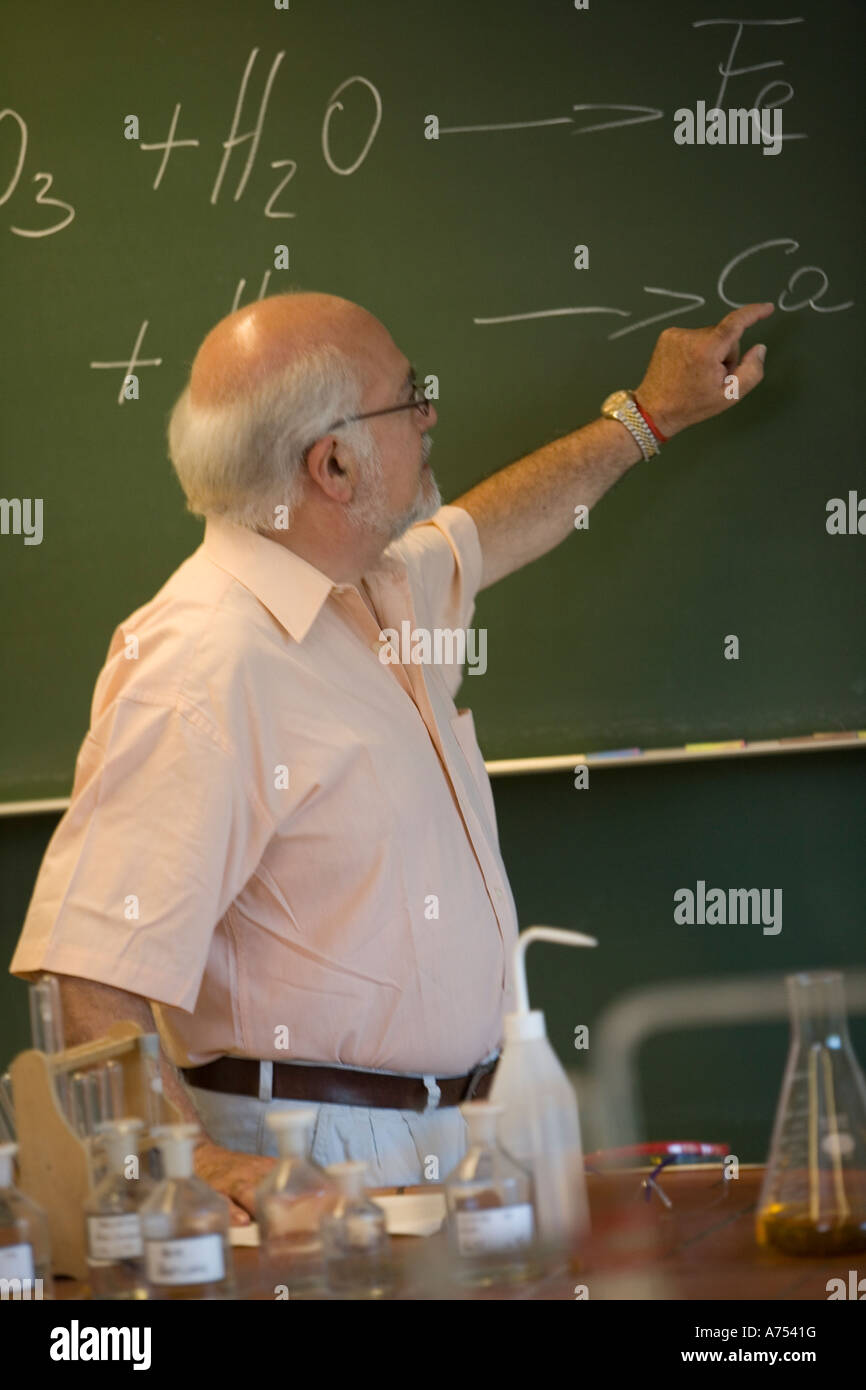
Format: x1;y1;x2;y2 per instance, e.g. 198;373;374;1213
453;303;774;590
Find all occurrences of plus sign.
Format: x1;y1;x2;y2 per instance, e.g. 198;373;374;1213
89;320;162;404
140;104;200;189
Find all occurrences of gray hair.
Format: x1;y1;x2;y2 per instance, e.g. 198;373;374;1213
167;341;380;532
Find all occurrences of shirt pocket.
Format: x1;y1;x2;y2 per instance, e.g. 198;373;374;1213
449;707;499;837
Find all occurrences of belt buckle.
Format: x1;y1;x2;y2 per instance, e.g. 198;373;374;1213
463;1056;496;1102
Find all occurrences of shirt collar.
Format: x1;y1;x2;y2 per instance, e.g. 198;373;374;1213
202;515;406;643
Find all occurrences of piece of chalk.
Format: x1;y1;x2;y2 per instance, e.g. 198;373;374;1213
685;740;745;752
591;748;642;759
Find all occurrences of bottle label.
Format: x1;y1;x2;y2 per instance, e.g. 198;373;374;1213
145;1233;225;1285
0;1243;35;1281
87;1214;143;1261
455;1203;534;1255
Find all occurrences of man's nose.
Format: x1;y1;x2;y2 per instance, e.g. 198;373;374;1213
422;402;438;429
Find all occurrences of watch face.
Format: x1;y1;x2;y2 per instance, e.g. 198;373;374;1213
602;390;631;414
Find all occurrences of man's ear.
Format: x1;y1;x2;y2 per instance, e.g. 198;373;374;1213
305;435;354;502
326;446;347;479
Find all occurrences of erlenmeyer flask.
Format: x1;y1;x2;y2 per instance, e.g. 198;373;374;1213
757;971;866;1255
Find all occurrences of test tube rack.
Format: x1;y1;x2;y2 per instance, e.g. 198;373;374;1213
9;1021;183;1279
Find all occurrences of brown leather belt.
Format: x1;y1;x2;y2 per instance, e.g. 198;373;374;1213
182;1055;499;1112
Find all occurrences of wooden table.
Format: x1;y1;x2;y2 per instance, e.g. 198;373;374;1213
55;1164;862;1301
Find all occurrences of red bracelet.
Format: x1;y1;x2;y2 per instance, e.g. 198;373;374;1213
632;395;668;444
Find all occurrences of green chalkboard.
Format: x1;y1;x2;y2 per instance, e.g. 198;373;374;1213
1;0;864;799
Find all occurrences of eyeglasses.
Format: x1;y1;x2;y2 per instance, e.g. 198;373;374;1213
324;385;432;433
585;1143;734;1213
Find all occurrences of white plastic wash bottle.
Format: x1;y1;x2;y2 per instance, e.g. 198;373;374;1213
489;926;596;1252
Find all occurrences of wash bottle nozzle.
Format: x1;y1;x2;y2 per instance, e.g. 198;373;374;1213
511;925;597;1023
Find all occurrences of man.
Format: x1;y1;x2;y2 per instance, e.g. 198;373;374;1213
10;290;772;1222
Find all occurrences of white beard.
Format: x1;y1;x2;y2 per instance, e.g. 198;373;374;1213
349;432;441;544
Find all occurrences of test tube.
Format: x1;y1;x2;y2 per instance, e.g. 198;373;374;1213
87;1068;105;1132
70;1070;95;1138
28;973;71;1122
28;975;65;1053
0;1072;15;1142
86;1068;112;1185
138;1034;165;1179
102;1058;125;1120
137;1035;165;1128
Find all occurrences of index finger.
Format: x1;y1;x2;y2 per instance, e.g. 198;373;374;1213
714;301;775;351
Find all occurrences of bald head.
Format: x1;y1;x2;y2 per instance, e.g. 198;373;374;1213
189;291;391;408
168;287;438;560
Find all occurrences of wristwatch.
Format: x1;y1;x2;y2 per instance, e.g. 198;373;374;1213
601;389;661;461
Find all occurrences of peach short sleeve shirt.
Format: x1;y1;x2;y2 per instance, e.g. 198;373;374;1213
10;505;519;1075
